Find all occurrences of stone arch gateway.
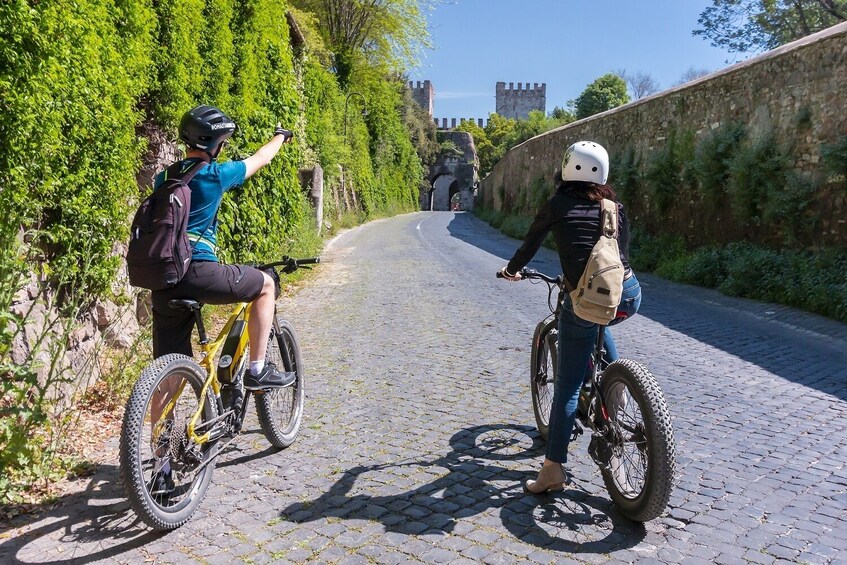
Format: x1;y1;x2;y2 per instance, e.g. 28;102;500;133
422;131;479;211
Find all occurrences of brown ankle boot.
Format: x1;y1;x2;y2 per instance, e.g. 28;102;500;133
524;462;568;494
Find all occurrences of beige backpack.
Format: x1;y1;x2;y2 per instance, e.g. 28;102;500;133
568;199;625;325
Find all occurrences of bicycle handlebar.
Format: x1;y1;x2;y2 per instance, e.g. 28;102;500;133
496;268;562;285
258;256;321;271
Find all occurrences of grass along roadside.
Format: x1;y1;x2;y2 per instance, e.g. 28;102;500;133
474;207;847;324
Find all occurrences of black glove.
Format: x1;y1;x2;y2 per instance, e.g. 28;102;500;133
274;126;293;141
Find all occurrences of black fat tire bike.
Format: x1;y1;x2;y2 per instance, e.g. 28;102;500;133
504;268;676;522
119;257;317;530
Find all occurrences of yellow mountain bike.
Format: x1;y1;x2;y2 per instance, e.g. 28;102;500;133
119;256;318;530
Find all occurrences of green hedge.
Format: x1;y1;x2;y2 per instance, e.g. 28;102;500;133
630;231;847;322
0;0;427;501
475;207;847;324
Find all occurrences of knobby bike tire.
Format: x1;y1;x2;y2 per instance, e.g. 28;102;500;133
597;359;676;522
255;317;305;448
118;354;218;530
530;320;557;441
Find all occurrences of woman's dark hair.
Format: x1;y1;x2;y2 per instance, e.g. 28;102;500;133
558;178;617;202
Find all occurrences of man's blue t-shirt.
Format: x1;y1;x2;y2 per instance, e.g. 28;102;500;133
154;158;247;262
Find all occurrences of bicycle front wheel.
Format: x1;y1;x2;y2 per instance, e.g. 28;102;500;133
255;317;305;448
119;354;218;530
530;321;557;441
596;359;675;522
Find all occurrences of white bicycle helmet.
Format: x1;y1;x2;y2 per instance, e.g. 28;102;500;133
561;141;609;185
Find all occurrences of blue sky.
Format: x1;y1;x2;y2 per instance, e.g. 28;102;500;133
411;0;744;120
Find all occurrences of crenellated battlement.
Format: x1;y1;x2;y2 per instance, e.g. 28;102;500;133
496;81;546;120
495;81;546;94
408;80;435;116
434;117;488;130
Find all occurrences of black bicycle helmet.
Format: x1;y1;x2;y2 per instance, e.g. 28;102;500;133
179;105;236;154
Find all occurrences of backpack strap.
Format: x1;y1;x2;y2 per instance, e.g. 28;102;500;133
163;157;215;252
600;199;618;239
163;156;209;185
564;199;619;294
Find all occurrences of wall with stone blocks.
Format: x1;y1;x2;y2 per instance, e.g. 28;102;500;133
481;24;847;249
495;82;546;120
409;80;434;117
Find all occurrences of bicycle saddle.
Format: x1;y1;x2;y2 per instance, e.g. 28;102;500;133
168;299;202;311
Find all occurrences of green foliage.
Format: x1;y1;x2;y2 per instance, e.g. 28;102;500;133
401;84;440;167
724;130;820;243
631;232;847;322
439;139;464;157
529;175;553;211
821;135;847;181
628;230;688;273
692;122;746;209
727;133;788;223
572;73;630;120
291;0;432;86
643;130;695;215
609;145;641;205
456;110;572;178
694;0;846;54
0;0;432;503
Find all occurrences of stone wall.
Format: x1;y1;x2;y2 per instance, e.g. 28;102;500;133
424;131;479;211
409;80;434;117
495;82;546;120
10;122;177;401
481;24;847;249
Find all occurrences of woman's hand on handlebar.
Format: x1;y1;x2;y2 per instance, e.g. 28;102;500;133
498;267;522;281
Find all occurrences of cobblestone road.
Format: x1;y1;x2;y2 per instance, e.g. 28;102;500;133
2;211;846;564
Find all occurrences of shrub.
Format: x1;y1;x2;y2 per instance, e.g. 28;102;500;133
727;133;788;225
610;145;641;206
643;130;695;215
693;122;746;209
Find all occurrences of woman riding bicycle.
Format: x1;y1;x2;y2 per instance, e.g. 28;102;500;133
148;105;293;496
499;141;642;494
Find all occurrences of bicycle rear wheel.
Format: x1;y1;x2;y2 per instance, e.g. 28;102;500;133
119;354;218;530
530;321;557;441
596;359;675;522
255;317;305;448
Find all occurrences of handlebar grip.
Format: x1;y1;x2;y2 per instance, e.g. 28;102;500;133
297;257;320;265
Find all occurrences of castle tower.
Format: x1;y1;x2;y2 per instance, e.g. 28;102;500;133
495;82;546;120
409;80;435;116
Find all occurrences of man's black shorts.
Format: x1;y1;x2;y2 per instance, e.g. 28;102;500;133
151;261;265;357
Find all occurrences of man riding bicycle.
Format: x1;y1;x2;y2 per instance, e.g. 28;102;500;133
148;105;293;495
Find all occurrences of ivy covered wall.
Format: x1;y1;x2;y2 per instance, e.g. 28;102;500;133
0;0;425;497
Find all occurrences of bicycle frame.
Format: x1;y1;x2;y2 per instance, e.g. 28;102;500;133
157;301;253;446
520;268;612;430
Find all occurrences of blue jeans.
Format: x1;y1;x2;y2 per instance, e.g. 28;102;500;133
545;274;642;463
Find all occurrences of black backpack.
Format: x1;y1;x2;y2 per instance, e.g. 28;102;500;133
126;158;209;290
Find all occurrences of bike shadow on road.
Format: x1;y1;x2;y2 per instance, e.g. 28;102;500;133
278;423;646;554
0;464;161;565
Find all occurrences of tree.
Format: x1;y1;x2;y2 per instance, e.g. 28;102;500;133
292;0;434;86
674;66;712;86
400;83;439;166
694;0;846;54
617;69;661;99
550;106;574;121
572;74;630;120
